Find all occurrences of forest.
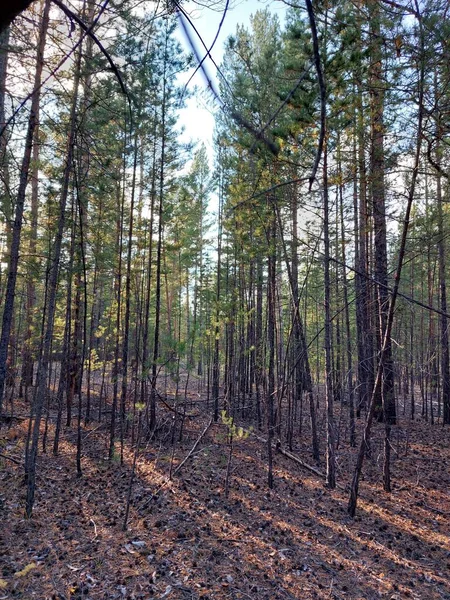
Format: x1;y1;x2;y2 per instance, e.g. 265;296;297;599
0;0;449;598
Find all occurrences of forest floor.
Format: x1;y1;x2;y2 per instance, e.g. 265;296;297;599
1;391;450;600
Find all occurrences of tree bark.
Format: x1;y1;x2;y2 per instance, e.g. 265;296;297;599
25;25;82;516
370;3;396;426
323;134;336;489
434;84;450;424
0;0;50;418
348;19;424;514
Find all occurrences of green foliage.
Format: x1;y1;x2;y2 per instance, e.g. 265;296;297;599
220;410;251;441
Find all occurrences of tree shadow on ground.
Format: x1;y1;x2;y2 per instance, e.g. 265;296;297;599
1;405;449;600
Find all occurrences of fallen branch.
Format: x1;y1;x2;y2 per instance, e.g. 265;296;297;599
173;418;213;476
276;444;347;493
139;418;214;512
251;429;324;479
423;503;446;516
82;423;104;441
276;445;324;478
0;413;27;422
156;391;197;419
0;452;22;465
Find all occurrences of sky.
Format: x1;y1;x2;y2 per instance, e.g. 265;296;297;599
175;0;288;163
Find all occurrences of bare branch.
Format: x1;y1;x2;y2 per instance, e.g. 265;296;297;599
304;0;326;189
52;0;132;114
0;0;111;139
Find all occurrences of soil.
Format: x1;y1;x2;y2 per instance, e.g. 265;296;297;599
0;394;449;600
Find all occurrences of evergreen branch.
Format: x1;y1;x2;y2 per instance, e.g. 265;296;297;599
379;0;420;17
230;176;311;211
175;2;279;156
248;64;313;155
52;0;132;120
425;134;449;180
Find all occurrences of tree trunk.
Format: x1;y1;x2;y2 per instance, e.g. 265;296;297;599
338;142;355;447
323;134;336;489
266;201;276;489
0;0;50;417
25;26;82;516
150;32;169;434
120;132;138;460
370;4;396;427
348;29;424;514
435;103;450;424
212;161;223;422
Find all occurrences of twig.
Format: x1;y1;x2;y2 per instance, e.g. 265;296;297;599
0;0;111;139
82;423;103;441
0;452;21;465
52;0;129;102
140;419;213;511
180;0;230;102
90;517;98;541
156;391;196;419
175;4;279;157
276;445;324;478
172;418;213;476
251;430;324;478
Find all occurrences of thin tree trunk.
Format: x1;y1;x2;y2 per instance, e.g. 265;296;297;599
370;3;396;427
348;25;424;514
150;32;169;433
338;144;355;447
212;165;223;422
0;1;50;417
141;117;157;414
323;134;336;489
266;201;276;489
275;200;319;460
109;182;124;460
25;28;82;517
120;132;138;461
435;103;450;424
